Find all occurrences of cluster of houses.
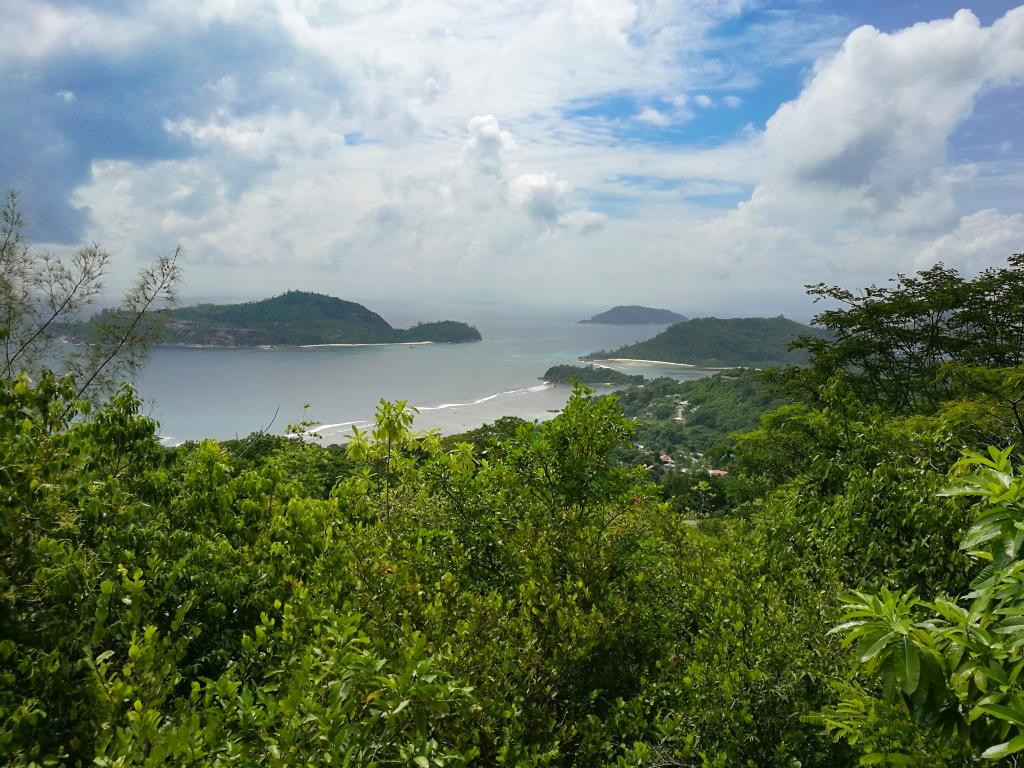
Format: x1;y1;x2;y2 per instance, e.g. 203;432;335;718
634;443;728;477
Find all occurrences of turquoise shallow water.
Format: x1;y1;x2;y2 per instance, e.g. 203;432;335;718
133;312;712;443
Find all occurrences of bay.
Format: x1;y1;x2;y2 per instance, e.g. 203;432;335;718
133;310;713;444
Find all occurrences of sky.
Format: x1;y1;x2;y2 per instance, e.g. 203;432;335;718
2;0;1023;317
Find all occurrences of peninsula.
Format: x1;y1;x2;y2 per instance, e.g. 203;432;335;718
586;316;827;368
580;305;687;325
69;291;482;347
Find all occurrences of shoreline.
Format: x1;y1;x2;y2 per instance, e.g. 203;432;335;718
586;357;736;371
171;340;439;350
300;381;597;444
58;338;487;351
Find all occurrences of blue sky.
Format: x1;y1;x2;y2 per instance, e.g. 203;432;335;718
2;1;1022;314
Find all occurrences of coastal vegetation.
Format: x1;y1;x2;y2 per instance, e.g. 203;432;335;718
542;363;644;385
613;367;789;455
579;305;687;325
588;315;829;367
6;250;1024;765
67;291;482;347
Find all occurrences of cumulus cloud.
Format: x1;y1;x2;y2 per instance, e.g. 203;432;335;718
635;106;672;126
510;173;570;223
4;1;1023;312
753;8;1024;234
558;209;607;234
462;115;516;178
914;209;1024;273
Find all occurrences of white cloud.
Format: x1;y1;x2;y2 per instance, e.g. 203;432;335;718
914;209;1024;273
510;172;570;223
635;106;672;126
72;114;607;305
462;115;516;177
751;8;1024;235
558;210;607;234
164;110;346;160
11;2;1024;313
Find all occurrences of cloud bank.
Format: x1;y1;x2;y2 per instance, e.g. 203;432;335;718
2;1;1022;313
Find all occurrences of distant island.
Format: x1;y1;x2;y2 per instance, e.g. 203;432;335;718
542;364;644;386
580;306;687;325
68;291;482;347
586;316;828;368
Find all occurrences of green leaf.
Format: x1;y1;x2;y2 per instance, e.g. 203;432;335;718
391;699;410;716
859;630;896;664
982;733;1024;760
978;704;1024;728
898;637;920;695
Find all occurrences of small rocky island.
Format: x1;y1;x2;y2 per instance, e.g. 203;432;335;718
580;305;687;325
542;364;644;385
68;291;482;347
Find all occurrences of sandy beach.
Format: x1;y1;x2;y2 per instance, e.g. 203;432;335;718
307;382;611;443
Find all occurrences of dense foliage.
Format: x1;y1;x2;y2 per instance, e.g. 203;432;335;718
579;306;687;325
790;256;1024;413
589;315;829;367
8;254;1024;766
542;364;645;386
612;369;788;455
68;291;482;347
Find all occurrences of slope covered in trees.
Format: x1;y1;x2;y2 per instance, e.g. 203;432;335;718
579;305;687;325
588;315;828;367
69;291;482;346
613;367;790;454
542;363;644;385
6;254;1024;765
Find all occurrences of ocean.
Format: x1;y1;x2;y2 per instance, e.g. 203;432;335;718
133;310;713;444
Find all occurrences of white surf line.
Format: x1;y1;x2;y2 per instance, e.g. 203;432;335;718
306;383;557;436
307;419;370;434
587;357;739;371
590;357;695;368
413;382;553;412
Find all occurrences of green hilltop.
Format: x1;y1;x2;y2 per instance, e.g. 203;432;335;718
541;364;645;385
77;291;482;346
587;315;828;367
580;305;687;325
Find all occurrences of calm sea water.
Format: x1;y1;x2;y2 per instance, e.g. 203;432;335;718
133;311;712;444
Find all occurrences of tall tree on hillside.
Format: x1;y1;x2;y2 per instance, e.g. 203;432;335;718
789;254;1024;413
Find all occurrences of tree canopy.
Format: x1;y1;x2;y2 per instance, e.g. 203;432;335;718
7;249;1024;766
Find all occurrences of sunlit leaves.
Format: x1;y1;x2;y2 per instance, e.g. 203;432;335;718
827;449;1024;762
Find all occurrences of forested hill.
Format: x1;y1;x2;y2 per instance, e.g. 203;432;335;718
78;291;482;346
12;252;1024;765
542;364;644;385
587;315;827;367
580;305;687;325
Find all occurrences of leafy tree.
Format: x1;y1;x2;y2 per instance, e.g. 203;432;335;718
791;255;1024;414
823;447;1024;764
0;190;181;399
